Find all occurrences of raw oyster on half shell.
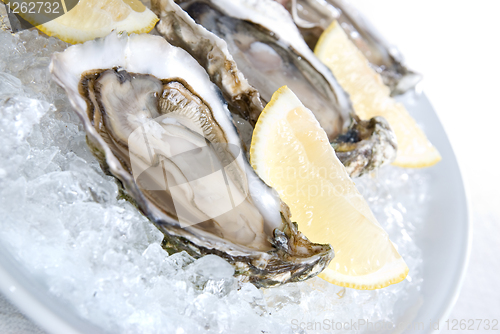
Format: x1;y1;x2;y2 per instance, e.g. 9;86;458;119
152;0;397;177
50;32;334;287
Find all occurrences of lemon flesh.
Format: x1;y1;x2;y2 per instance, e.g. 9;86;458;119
250;86;408;290
314;21;441;168
26;0;158;44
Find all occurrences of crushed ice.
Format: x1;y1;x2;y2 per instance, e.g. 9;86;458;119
0;29;426;333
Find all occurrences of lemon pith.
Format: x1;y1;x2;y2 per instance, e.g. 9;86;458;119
250;86;409;290
314;21;441;168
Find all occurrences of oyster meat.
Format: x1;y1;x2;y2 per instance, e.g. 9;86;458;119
275;0;422;95
152;0;397;177
50;32;334;287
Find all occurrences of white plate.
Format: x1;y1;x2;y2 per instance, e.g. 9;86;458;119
0;92;471;334
395;93;471;333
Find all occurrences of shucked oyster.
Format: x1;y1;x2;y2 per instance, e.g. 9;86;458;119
274;0;422;96
50;32;333;287
152;0;397;177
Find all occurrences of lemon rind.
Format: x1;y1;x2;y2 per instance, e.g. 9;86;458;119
318;257;409;290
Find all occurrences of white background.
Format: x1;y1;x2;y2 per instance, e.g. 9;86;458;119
349;0;500;331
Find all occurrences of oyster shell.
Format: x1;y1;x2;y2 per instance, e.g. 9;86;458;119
50;32;334;287
152;0;397;177
276;0;422;95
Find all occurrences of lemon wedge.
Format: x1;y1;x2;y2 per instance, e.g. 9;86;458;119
27;0;158;44
250;86;408;290
314;21;441;168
